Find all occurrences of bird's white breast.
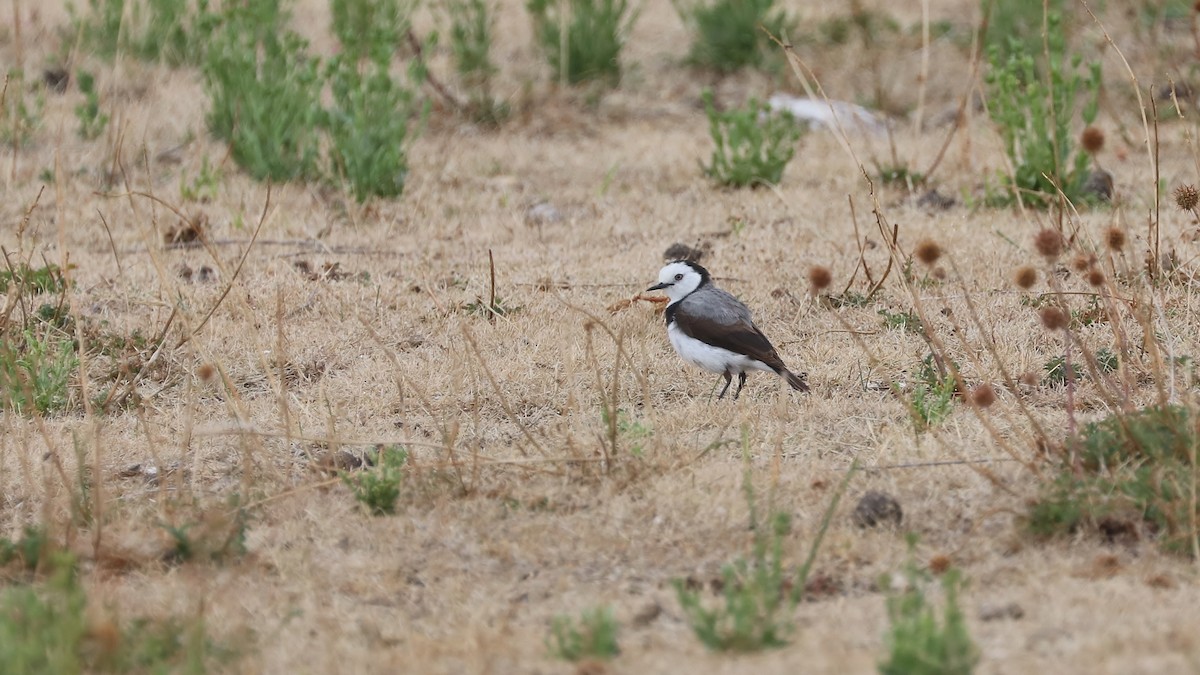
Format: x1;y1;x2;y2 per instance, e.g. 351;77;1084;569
667;322;773;375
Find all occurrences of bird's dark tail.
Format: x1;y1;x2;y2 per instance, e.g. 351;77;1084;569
782;369;810;393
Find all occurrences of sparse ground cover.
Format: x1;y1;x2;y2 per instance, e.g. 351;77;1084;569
3;0;1200;672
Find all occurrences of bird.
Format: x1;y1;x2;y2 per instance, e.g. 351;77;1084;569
646;260;809;400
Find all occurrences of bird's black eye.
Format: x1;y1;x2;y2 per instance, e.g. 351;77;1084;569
674;273;683;281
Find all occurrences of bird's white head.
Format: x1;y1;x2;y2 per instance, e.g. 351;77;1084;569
647;260;710;303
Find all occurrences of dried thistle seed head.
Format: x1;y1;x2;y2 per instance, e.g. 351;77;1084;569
1070;254;1096;272
914;239;942;266
1087;268;1105;287
1014;265;1038;289
1080;126;1105;154
1034;228;1064;259
197;363;217;382
928;554;952;575
1019;371;1039;387
969;383;996;408
1039;306;1069;331
1175;184;1199;211
808;265;832;291
1105;226;1127;250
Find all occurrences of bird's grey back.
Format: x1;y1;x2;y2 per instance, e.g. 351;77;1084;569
680;285;753;325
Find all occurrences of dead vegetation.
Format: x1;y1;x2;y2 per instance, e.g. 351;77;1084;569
3;0;1200;672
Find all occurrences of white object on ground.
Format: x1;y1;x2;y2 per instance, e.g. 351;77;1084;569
767;94;887;135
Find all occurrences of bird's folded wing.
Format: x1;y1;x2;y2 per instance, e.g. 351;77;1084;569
672;312;785;372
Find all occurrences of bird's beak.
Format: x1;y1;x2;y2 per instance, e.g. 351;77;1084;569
646;282;670;292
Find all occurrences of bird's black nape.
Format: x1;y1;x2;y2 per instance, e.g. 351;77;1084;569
670;259;711;288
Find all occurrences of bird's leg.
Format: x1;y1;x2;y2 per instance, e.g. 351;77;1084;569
733;372;747;400
716;371;733;400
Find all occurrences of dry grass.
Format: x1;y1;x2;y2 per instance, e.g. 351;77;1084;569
3;0;1200;672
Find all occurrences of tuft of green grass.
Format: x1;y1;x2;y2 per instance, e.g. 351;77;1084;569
0;526;51;571
879;537;980;675
1041;348;1116;386
324;54;424;202
74;70;109;140
1;69;43;147
674;431;854;652
0;263;70;295
600;407;651;457
343;445;408;515
546;606;620;661
672;0;792;72
1028;403;1200;554
0;550;223;673
179;156;221;202
70;0;218;65
879;308;923;334
0;329;78;416
674;510;794;651
161;494;250;564
203;7;322;182
526;0;637;86
331;0;407;63
446;0;509;125
701;90;803;188
984;10;1101;207
894;355;956;433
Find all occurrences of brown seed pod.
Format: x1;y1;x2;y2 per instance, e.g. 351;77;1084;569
969;383;996;408
1080;126;1105;154
1175;184;1199;211
1034;228;1064;259
197;363;217;382
1014;266;1038;289
808;265;833;291
914;239;942;266
1039;306;1068;331
1104;227;1127;251
1087;268;1105;287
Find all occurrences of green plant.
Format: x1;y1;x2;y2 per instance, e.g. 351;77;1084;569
546;606;620;661
70;0;125;59
0;330;78;416
324;54;424;201
879;538;979;675
894;355;956;433
1;69;43;147
463;295;518;318
0;263;70;294
0;553;88;674
343;445;408;515
1028;404;1200;554
203;7;322;182
74;71;109;140
982;0;1064;68
1041;348;1116;386
0;526;50;571
984;10;1101;207
161;495;250;564
879;308;922;334
674;432;854;652
71;0;218;65
446;0;509;125
675;509;794;651
526;0;636;86
702;90;803;188
180;156;221;202
600;408;651;457
673;0;791;72
0;551;221;673
331;0;407;63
